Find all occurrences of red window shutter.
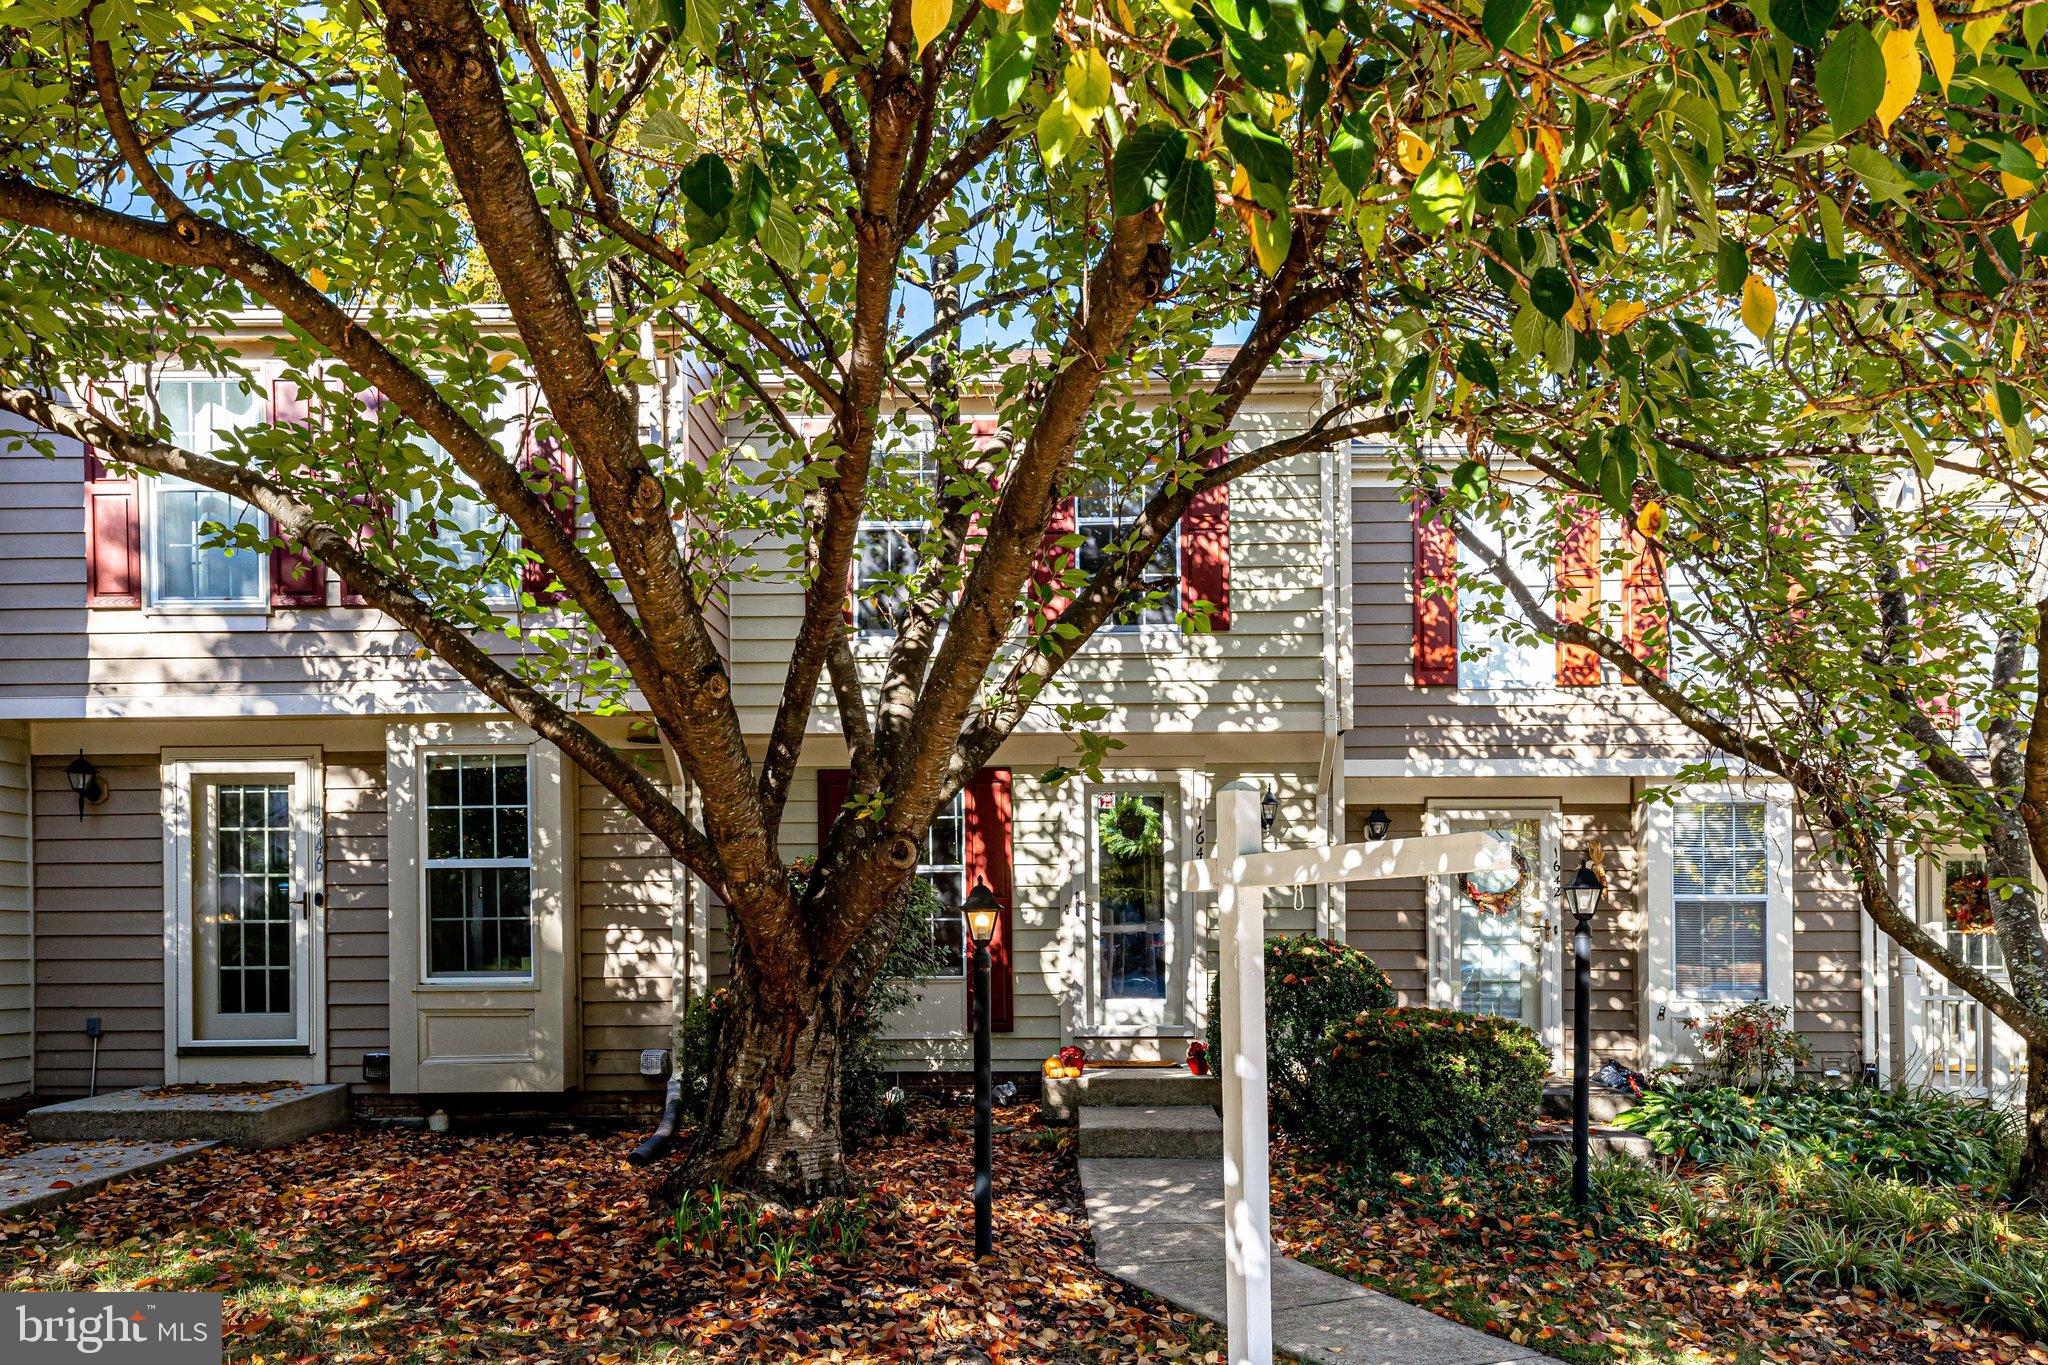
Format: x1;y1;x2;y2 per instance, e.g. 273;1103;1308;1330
963;768;1015;1034
1180;444;1230;631
1555;497;1602;686
1030;494;1077;627
519;418;577;606
268;378;325;608
1621;523;1668;683
1412;497;1458;686
83;445;141;609
818;768;850;847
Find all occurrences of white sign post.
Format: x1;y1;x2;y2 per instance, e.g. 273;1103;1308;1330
1190;781;1517;1365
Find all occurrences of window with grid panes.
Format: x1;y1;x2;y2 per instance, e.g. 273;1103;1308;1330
423;753;534;976
1672;800;1769;1000
1075;486;1179;629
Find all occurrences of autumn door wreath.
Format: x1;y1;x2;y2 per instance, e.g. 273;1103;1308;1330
1459;846;1531;916
1945;869;1996;935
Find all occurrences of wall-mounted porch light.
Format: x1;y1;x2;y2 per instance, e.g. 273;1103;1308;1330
66;751;105;820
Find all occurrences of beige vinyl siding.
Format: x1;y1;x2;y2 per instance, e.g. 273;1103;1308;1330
0;722;30;1096
725;398;1333;737
32;754;164;1095
1793;821;1865;1071
577;768;677;1095
0;414;89;706
325;753;389;1089
1347;479;1700;768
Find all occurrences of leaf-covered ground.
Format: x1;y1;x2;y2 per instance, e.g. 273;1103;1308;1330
0;1109;1218;1363
1268;1136;2048;1364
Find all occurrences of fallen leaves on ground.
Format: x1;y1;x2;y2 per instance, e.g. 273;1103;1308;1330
0;1109;1218;1363
1269;1136;2048;1364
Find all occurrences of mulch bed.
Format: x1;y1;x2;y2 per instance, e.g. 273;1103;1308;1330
1268;1135;2048;1364
0;1108;1219;1363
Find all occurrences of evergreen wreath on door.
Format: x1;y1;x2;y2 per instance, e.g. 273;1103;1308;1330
1097;793;1164;861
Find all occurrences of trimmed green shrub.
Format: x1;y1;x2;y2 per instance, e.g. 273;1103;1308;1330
1204;935;1395;1124
1614;1082;2015;1189
1305;1007;1548;1173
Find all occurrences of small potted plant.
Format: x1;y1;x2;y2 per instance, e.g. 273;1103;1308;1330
1186;1040;1210;1076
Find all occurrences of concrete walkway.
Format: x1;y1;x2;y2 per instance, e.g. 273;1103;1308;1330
1082;1158;1557;1365
0;1139;218;1218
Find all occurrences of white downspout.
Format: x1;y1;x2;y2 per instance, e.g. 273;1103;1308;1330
1313;384;1346;941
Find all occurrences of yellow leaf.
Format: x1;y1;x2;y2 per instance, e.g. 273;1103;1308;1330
1249;208;1291;275
1396;128;1433;175
2005;134;2048;199
1740;274;1776;340
306;265;329;291
1636;500;1666;540
1064;48;1112;124
910;0;952;55
1916;0;1955;93
1632;2;1663;26
1600;299;1648;333
1877;27;1920;135
1564;291;1600;331
1962;1;2003;58
819;66;842;94
1533;125;1564;186
489;352;514;373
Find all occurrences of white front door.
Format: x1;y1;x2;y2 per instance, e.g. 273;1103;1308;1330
165;753;325;1082
1908;853;2024;1096
1087;786;1184;1031
1426;805;1562;1064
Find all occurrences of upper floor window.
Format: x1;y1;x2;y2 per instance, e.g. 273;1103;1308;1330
402;437;516;603
150;378;265;606
1076;486;1179;631
1672;799;1769;1001
1458;513;1550;689
853;422;937;635
423;751;533;978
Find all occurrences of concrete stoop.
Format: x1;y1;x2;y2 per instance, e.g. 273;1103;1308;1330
28;1083;349;1149
1528;1126;1655;1161
0;1140;219;1218
1077;1104;1224;1159
1539;1083;1638;1125
1044;1065;1219;1123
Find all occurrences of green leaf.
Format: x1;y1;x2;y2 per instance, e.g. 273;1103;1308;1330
1766;0;1838;48
1223;115;1294;196
971;30;1036;121
1714;238;1748;295
1600;127;1654;210
1530;266;1574;321
1553;0;1614;38
730;162;772;242
1785;237;1859;297
1650;441;1696;502
1464;87;1519;163
1036;94;1084;168
1481;0;1532;49
1475;161;1520;208
1996;381;2026;428
1331;114;1375;194
1815;25;1885;132
1165;36;1219;109
758;196;806;271
1456;340;1500;392
638;109;697;156
1409;163;1464;234
1111;123;1189;218
1161;155;1217;249
680;153;735;218
661;0;721;56
1843;145;1911;203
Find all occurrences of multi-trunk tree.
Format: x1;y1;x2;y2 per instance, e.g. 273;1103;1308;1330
4;0;2042;1192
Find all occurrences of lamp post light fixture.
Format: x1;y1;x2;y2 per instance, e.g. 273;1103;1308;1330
961;880;1002;1258
65;751;104;821
1363;806;1392;842
1259;788;1279;837
1563;857;1607;1208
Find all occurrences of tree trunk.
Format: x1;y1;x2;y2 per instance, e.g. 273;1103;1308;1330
2021;1041;2048;1207
663;885;903;1203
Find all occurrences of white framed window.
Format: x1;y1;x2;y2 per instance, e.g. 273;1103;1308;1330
400;436;518;603
916;791;967;979
852;421;938;635
1457;509;1551;689
147;377;267;608
421;751;534;978
1671;799;1770;1001
1076;486;1179;630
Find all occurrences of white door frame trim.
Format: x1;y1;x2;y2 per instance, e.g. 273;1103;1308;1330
1423;800;1564;1068
160;746;326;1084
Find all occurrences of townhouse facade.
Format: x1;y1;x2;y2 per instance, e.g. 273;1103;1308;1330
0;333;2015;1115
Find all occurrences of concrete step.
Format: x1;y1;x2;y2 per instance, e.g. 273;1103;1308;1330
1541;1082;1638;1125
1078;1104;1224;1159
0;1140;219;1218
1528;1126;1655;1162
28;1083;349;1149
1044;1067;1219;1123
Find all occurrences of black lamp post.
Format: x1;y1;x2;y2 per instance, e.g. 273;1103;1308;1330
1563;858;1607;1208
961;881;1002;1258
1363;806;1391;842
